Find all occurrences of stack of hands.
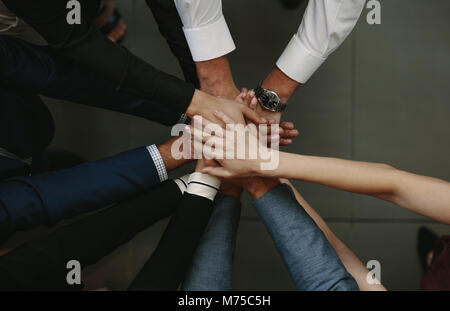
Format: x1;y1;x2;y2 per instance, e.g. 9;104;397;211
185;86;299;201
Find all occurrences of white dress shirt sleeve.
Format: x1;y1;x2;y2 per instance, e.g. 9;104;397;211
277;0;366;84
174;0;236;62
185;172;221;201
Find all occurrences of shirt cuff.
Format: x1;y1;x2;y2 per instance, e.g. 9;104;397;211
183;15;236;62
174;174;190;194
185;172;221;201
146;145;168;182
276;35;327;84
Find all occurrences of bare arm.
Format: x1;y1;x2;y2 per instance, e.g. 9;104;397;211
198;114;450;224
269;153;450;224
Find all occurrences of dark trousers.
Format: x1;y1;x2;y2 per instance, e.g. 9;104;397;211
0;180;182;290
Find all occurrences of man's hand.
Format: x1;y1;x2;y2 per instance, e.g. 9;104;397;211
237;90;299;146
187;111;280;179
186;90;267;127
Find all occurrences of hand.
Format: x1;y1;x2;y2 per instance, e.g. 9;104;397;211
237;89;299;146
187;111;280;178
223;176;281;201
186;90;267;127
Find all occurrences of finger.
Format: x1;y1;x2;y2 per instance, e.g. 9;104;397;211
279;138;293;146
192;115;225;135
280;121;295;130
242;106;267;124
267;133;281;145
245;89;255;105
241;88;248;98
203;159;219;168
235;92;246;104
214;110;236;125
250;96;258;109
201;167;233;178
280;129;299;139
258;124;280;136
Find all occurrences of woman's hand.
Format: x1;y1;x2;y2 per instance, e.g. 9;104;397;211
187;111;280;178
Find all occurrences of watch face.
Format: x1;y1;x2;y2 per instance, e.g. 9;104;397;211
261;91;280;111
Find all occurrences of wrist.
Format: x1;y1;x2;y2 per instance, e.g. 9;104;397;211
186;90;219;118
157;138;193;172
245;177;281;201
196;56;238;99
261;67;300;103
219;182;243;199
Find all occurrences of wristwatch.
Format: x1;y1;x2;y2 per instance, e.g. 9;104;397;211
254;86;287;112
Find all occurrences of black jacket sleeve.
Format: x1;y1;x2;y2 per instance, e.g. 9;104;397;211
0;180;182;290
128;193;214;290
3;0;195;125
145;0;200;88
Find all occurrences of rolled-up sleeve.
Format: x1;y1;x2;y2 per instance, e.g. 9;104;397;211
277;0;366;83
174;0;236;62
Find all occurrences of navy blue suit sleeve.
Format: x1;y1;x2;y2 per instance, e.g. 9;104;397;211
0;147;160;242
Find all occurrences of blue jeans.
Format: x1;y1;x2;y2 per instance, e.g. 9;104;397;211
0;35;178;162
254;183;359;291
182;194;242;291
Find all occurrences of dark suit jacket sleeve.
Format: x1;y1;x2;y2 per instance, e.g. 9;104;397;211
3;0;195;125
145;0;200;88
0;147;161;243
0;180;182;290
128;192;215;290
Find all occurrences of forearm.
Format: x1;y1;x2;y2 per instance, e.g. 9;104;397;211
392;172;450;224
252;183;358;291
157;137;193;172
0;147;163;237
129;172;220;290
4;0;195;125
269;153;450;224
281;179;386;291
262;67;300;103
0;180;183;290
196;56;239;99
268;152;397;197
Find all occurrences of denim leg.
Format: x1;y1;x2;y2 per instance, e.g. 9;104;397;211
254;184;359;291
182;194;242;291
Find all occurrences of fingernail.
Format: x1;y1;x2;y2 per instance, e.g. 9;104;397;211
261;118;267;123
